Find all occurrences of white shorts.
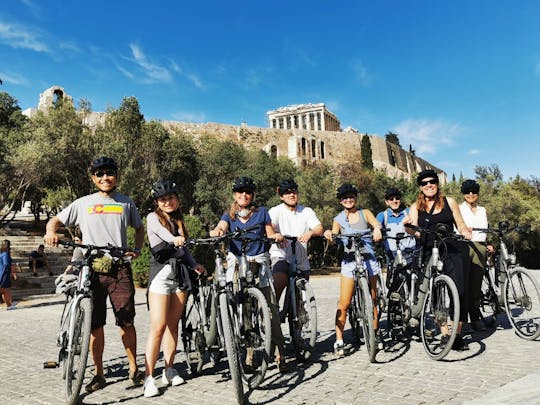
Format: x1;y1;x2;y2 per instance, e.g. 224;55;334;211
341;259;381;279
148;264;182;295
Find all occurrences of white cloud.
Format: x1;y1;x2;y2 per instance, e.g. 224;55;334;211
116;65;135;80
468;149;480;155
393;119;463;155
0;20;49;52
187;73;205;90
0;71;28;85
351;59;372;87
171;110;206;123
126;43;172;83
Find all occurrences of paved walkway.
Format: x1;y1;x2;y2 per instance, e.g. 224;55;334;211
1;273;539;404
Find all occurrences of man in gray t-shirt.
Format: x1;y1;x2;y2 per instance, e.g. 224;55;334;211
45;157;145;392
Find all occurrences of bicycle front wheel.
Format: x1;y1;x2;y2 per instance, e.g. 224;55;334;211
239;287;272;389
181;294;205;375
65;297;92;405
504;267;540;340
420;275;459;360
289;279;317;362
218;293;244;404
358;277;376;363
479;269;502;327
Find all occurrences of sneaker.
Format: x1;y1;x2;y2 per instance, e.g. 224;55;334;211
162;367;185;386
375;334;384;350
129;368;145;387
334;341;345;358
143;376;159;398
7;302;17;310
451;335;469;351
85;374;106;393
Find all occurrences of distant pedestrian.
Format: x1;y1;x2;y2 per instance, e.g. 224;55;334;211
1;240;17;310
29;244;52;276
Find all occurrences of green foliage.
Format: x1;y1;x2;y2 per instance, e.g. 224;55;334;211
361;135;373;169
385;131;401;147
127;219;150;288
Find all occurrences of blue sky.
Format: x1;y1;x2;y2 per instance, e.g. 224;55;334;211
1;0;539;180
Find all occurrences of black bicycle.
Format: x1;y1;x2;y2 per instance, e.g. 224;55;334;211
474;222;540;340
46;240;131;405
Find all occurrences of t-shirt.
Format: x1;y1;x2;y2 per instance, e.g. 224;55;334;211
376;208;416;254
268;203;321;270
57;192;143;249
221;207;271;256
458;202;488;242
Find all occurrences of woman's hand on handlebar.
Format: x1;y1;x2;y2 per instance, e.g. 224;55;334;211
323;230;334;242
209;228;224;237
173;236;186;247
372;228;382;243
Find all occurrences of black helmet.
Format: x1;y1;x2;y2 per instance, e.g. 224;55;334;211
461;179;480;194
384;187;402;200
232;176;256;192
151;179;178;199
89;156;118;174
417;169;439;185
336;183;358;199
277;179;298;196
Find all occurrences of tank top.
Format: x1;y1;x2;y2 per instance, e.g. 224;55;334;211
418;198;454;248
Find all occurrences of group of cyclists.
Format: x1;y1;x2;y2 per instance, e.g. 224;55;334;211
44;156;496;399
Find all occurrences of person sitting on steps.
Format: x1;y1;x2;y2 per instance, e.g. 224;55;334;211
29;244;53;276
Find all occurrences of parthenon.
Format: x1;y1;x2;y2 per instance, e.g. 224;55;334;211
267;103;341;132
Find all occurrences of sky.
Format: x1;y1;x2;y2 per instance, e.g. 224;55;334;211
1;0;539;181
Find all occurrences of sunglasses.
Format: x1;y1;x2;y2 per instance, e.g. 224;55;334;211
236;189;254;195
340;195;356;201
420;179;438;186
93;170;117;178
282;189;298;195
386;196;401;201
463;190;478;195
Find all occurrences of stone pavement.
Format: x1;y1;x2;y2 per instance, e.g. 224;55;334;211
1;273;539;405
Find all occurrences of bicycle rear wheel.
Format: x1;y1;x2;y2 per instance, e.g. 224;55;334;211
358;277;376;362
219;293;244;404
289;279;317;362
182;294;206;375
420;275;459;360
239;287;272;389
202;284;218;348
65;297;92;405
504;267;540;340
348;283;362;345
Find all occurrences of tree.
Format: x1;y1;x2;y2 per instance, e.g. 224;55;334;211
361;135;373;170
385;131;401;147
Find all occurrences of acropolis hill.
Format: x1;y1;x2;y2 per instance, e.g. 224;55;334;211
25;86;445;183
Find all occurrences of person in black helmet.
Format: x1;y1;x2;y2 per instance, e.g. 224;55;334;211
269;179;323;301
324;183;383;357
210;177;288;371
404;169;472;351
45;156;146;392
143;180;205;397
458;179;493;331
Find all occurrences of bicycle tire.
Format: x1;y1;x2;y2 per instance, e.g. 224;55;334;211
359;277;377;362
239;287;272;389
348;283;363;345
289;279;317;362
504;267;540;340
181;294;205;375
420;275;459;360
219;293;244;404
376;273;387;317
203;285;218;348
65;297;92;405
387;279;409;337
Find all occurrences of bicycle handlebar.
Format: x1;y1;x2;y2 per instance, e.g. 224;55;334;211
58;239;133;255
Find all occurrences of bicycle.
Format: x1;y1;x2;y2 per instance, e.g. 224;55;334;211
44;240;131;405
473;221;540;340
279;235;318;362
404;223;461;360
186;226;272;404
332;231;379;362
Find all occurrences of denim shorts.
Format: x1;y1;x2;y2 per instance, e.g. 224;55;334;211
340;258;381;279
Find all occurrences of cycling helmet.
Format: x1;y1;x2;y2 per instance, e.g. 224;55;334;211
89;156;118;173
336;183;358;199
461;179;480;194
277;179;298;196
151;179;178;199
416;169;438;185
384;187;402;200
232;176;257;192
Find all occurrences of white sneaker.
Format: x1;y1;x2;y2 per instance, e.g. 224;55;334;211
7;302;17;310
162;367;185;386
143;376;159;398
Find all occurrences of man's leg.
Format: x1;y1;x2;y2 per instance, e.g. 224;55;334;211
120;325;138;374
90;327;105;376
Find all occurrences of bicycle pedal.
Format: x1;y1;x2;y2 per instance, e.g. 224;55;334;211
43;361;59;369
389;292;401;302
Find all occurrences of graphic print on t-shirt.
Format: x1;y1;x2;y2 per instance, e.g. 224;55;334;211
87;203;124;215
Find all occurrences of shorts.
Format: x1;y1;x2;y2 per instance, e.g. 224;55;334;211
271;258;310;281
226;252;273;288
91;264;135;329
148;264;182;295
340;257;381;279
